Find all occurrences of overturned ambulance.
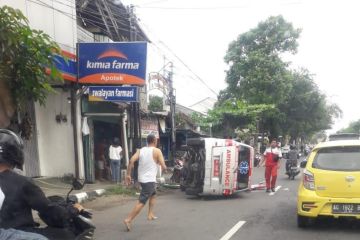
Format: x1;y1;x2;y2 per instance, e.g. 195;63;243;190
180;138;254;196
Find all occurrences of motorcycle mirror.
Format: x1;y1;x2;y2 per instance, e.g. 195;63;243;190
72;178;85;190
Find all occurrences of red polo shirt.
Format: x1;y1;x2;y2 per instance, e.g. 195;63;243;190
263;147;282;166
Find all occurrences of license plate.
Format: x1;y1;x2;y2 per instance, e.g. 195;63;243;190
332;204;360;214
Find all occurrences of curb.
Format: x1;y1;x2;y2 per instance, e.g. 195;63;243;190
69;189;106;203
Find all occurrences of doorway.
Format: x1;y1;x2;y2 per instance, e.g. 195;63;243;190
93;119;123;181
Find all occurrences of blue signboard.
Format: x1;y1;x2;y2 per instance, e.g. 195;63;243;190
88;86;138;102
78;42;147;85
46;51;77;82
53;54;77;81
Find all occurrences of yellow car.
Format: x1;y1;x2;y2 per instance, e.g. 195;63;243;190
297;140;360;228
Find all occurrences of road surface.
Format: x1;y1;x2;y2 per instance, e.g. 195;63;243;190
90;161;360;240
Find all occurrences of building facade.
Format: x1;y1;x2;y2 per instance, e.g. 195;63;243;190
1;0;149;181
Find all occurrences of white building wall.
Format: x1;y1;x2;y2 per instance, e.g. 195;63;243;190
35;92;75;176
1;0;77;52
1;0;79;177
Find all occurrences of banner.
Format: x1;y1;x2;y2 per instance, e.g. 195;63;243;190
78;42;147;85
46;50;77;82
88;86;138;102
141;118;159;138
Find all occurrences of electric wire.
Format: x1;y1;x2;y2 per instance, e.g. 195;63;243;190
27;0;219;103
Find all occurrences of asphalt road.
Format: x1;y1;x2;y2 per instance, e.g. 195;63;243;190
91;160;360;240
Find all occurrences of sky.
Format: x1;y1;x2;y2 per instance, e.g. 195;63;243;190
122;0;360;132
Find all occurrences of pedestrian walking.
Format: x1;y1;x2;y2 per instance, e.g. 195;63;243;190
259;139;282;192
123;134;167;231
109;137;122;183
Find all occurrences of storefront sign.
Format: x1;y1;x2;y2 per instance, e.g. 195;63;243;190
88;86;138;102
46;50;77;82
141;119;159;138
78;42;147;85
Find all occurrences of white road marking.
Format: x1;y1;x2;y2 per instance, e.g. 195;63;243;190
269;186;282;196
283;188;289;191
219;220;246;240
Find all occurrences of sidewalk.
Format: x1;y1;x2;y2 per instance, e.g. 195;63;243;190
34;171;174;203
34;177;114;203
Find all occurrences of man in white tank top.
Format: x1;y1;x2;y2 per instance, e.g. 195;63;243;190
123;134;167;231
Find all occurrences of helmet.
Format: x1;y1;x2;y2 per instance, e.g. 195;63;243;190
0;129;24;168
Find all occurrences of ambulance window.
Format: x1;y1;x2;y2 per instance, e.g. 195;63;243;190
239;146;250;162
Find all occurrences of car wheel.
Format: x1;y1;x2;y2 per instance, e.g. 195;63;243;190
297;215;311;228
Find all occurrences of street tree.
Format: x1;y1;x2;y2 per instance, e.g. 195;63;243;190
194;99;274;138
148;95;163;112
223;15;301;105
0;6;62;128
280;69;342;140
216;15;341;140
338;119;360;133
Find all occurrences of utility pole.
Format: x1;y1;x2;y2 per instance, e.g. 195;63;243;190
168;62;176;162
129;5;141;151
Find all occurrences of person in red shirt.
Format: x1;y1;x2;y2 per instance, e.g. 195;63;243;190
259;139;282;192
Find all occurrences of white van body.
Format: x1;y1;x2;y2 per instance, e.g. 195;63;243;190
180;138;254;196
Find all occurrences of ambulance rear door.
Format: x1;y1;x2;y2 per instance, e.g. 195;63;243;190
237;145;253;190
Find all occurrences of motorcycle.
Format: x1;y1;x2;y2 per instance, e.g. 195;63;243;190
285;153;301;180
38;178;96;240
170;158;184;184
254;152;262;167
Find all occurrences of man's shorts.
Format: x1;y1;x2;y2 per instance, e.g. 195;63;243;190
139;182;156;204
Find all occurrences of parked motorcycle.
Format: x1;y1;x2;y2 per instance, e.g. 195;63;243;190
38;178;96;240
254;152;262;167
170;158;184;184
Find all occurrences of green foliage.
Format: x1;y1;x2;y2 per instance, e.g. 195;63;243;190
105;185;137;196
0;6;62;108
216;15;341;141
196;99;274;137
223;15;300;105
279;69;342;139
148;95;163;112
338;119;360;133
208;99;275;125
190;112;211;132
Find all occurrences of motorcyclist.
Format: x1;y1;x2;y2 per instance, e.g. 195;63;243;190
0;129;82;239
285;145;299;174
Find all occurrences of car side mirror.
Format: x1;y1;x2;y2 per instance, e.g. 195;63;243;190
300;161;307;168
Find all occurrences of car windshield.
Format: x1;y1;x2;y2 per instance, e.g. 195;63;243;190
312;146;360;171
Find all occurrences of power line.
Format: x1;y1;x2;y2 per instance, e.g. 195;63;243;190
28;0;219;97
137;21;218;96
135;1;302;10
27;0;141;38
141;0;170;6
158;40;218;96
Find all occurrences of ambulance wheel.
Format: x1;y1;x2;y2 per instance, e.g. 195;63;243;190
297;215;311;228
